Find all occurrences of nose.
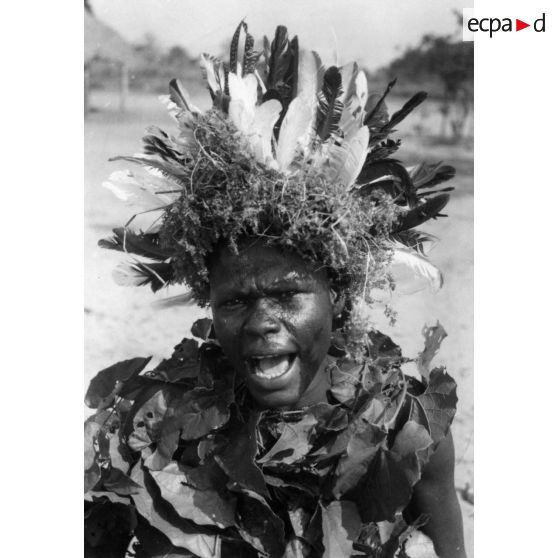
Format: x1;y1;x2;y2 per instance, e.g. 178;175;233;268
243;299;281;339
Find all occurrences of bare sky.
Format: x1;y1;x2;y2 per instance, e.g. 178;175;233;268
91;0;470;70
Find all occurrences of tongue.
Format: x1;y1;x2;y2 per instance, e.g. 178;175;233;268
255;355;290;376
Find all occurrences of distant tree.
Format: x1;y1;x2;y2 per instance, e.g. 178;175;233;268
383;14;473;141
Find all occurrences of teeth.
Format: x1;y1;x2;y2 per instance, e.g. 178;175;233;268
251;355;292;379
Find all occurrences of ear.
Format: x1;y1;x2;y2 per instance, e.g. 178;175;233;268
329;289;346;317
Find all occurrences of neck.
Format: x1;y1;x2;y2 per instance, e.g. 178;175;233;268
293;357;332;409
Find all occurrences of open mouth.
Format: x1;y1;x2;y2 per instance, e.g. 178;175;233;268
247;353;297;380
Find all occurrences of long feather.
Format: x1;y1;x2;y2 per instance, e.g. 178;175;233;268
113;261;174;292
168;78;201;115
383;91;427;131
151;292;196;309
393;194;450;233
364;79;396;127
230;20;247;75
276;97;313;171
109;156;189;189
315;66;344;140
228;73;258;133
327;126;369;187
249;99;282;166
200;53;226;98
267;25;290;89
357;159;417;205
98;228;174;261
102;170;178;210
390;245;443;294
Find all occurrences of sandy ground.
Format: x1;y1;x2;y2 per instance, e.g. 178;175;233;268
85;90;474;556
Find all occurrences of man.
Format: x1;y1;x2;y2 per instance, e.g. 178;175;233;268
85;21;465;558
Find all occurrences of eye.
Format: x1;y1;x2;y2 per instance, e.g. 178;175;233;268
221;297;245;309
276;290;298;301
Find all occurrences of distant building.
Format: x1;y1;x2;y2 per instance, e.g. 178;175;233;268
84;9;135;114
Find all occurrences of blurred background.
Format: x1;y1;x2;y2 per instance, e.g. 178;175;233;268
84;0;473;553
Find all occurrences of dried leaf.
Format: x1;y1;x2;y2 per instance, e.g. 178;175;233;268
417;322;447;380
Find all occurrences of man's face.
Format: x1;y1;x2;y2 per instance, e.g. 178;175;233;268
209;241;334;409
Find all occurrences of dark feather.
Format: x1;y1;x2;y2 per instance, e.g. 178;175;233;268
366;138;401;161
392;194;450;233
382;91;428;131
356;159;418;206
315;66;344;141
364;79;396;127
419;186;454;198
267;25;290;88
142;133;183;163
411;162;456;189
243;32;259;75
129;261;175;292
99;228;174;261
229;21;247;73
390;230;437;255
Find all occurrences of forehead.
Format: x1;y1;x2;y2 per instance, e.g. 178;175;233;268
208;242;328;291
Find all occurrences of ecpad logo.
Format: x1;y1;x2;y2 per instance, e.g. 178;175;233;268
467;13;546;38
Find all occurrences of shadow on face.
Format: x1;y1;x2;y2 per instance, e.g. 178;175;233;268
208;239;337;409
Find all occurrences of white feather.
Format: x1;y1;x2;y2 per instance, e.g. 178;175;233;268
102;169;180;210
200;54;222;95
248;99;282;166
390;245;443;294
228;73;258;133
276;97;313;171
327;126;369;187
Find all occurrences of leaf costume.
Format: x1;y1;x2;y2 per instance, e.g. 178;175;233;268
85;321;456;557
87;20;459;558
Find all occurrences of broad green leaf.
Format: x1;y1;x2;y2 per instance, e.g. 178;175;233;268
85;357;152;408
391;421;433;484
150;461;236;528
132;518;197;557
236;492;285;558
85;500;137;557
332;422;386;498
85;491;131;505
417;322;447;380
258;414;318;465
348;448;413;523
103;467;142;496
175;388;233;441
414;367;457;444
154;338;200;383
84;422;101;470
320;500;361;558
190;318;214;340
392;421;432;458
130;463;220;558
214;414;269;498
85;463;101;493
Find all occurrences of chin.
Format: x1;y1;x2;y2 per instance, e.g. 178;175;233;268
249;388;301;410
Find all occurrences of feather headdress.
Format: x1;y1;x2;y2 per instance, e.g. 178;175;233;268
100;22;454;324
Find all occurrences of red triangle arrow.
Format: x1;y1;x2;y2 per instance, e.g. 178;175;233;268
516;19;530;31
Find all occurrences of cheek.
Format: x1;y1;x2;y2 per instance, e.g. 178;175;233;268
293;296;333;359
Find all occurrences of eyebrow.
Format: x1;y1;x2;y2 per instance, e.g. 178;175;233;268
213;275;315;300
